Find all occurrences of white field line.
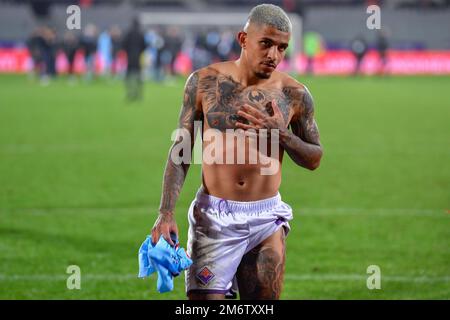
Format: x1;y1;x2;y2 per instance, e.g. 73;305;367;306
0;273;448;284
2;143;450;155
297;207;449;216
284;274;450;283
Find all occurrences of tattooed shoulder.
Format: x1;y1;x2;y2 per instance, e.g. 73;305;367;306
178;71;202;129
282;84;314;122
282;81;320;145
184;71;199;103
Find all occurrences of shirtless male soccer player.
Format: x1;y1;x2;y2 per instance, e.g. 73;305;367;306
151;4;323;300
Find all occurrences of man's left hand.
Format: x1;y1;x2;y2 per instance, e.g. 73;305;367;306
236;99;286;131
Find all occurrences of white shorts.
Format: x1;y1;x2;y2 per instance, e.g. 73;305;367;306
185;187;293;297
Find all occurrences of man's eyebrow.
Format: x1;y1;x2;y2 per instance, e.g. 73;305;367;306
260;37;274;42
259;37;289;47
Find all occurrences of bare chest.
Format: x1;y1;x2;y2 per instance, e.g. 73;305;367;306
199;75;292;131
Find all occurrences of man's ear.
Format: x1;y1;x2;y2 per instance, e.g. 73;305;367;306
237;31;247;49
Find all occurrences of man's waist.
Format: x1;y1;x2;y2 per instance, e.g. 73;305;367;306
195;186;282;213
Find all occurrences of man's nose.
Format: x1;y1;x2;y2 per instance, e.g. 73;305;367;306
267;46;278;61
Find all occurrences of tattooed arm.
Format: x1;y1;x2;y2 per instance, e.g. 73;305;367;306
280;86;322;170
151;72;202;246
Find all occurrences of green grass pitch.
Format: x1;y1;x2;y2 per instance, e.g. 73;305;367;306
0;74;448;299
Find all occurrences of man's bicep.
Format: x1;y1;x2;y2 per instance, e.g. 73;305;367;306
291;87;321;146
177;71;202;130
173;72;202;152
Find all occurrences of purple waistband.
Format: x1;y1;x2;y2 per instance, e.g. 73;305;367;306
195;187;281;213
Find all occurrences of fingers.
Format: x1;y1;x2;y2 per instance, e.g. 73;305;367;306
163;231;175;247
153;229;175;246
152;224;178;247
237;105;266;129
241;104;265;119
271;99;283;117
168;225;179;246
237;110;263;126
173;225;179;239
235;121;259;131
151;228;159;245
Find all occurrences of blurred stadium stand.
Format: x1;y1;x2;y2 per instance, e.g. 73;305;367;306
0;0;449;75
0;0;449;48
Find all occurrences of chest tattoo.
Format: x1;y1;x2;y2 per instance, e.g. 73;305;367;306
198;74;292;131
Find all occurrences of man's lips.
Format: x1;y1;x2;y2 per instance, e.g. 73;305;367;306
262;62;276;69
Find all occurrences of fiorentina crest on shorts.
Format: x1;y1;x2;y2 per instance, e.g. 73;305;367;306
196;266;215;285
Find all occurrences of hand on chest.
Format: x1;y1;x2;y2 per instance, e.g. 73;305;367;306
203;79;290;131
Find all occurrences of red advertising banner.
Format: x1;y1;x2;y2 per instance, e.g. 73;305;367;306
0;48;31;72
1;48;450;75
295;50;450;75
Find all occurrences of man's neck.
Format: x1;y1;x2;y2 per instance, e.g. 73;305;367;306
234;58;268;87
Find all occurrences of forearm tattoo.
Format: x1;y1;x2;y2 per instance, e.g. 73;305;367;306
159;72;201;215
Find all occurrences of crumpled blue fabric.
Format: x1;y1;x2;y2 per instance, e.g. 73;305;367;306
138;234;193;293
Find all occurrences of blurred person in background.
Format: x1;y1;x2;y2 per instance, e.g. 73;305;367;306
80;23;98;82
26;27;45;80
145;28;165;82
166;27;183;77
62;31;79;83
144;28;156;80
110;25;123;79
303;31;323;75
122;18;147;101
97;28;113;77
158;26;183;82
205;29;221;62
216;30;234;61
192;30;213;71
350;35;368;76
217;29;241;61
38;26;57;85
376;28;389;76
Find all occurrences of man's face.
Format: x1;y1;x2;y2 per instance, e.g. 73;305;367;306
240;23;290;79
